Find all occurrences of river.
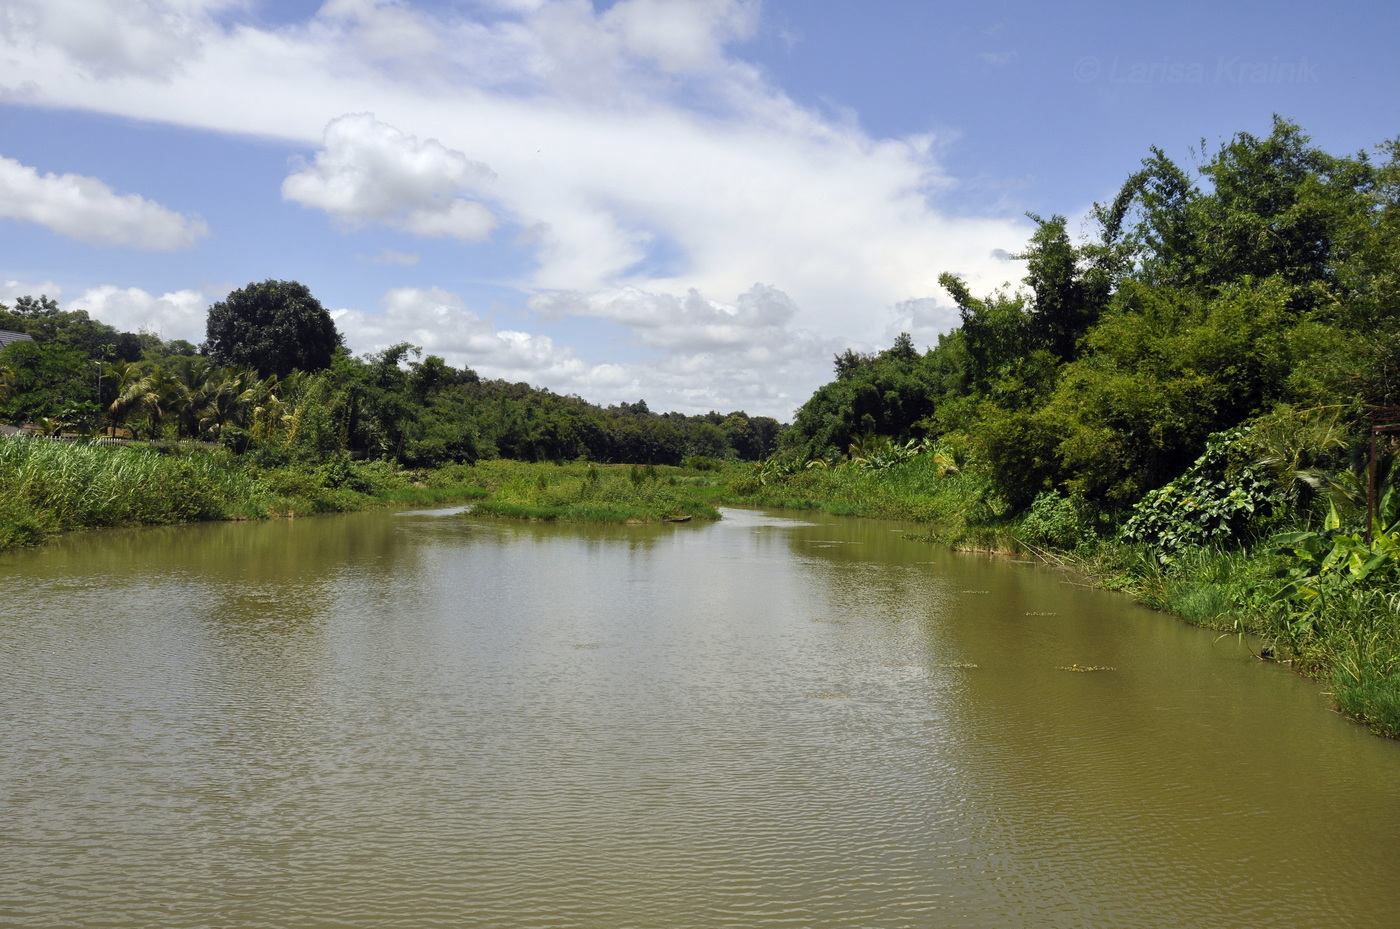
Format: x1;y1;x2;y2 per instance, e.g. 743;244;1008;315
3;506;1398;928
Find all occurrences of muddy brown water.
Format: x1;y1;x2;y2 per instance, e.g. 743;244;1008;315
3;506;1398;928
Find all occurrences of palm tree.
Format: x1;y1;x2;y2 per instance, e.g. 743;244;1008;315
198;369;259;439
108;362;173;440
163;355;218;440
246;372;289;443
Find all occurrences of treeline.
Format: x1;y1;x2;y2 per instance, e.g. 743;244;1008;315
784;116;1398;520
0;294;781;467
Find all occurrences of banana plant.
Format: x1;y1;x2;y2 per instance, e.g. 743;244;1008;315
1273;465;1400;601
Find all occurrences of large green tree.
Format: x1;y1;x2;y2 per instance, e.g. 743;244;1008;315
0;340;97;428
784;333;938;459
203;280;341;378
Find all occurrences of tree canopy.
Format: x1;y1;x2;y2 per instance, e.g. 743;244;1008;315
785;116;1400;514
203;280;341;379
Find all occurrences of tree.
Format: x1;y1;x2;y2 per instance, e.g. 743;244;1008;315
1018;213;1112;361
203;280;341;378
0;340;98;428
0;294;141;362
785;333;938;459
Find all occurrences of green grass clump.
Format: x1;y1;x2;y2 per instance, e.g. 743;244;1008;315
0;439;256;537
724;452;1015;550
466;460;722;523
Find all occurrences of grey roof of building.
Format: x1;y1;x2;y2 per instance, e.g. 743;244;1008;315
0;328;35;349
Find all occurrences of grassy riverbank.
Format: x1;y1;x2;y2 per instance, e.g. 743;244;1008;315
0;440;724;553
458;459;723;523
721;444;1018;550
0;438;489;551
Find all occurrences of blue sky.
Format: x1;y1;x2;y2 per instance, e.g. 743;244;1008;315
1;0;1395;419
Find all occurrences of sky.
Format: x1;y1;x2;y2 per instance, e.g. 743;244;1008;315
1;0;1396;420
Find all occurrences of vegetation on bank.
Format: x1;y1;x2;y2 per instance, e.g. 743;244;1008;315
0;440;732;552
0;288;781;470
467;459;723;523
0;438;491;551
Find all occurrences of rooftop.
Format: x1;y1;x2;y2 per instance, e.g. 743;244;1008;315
0;329;35;350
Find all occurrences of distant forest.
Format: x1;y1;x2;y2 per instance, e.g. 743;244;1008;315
0;288;781;467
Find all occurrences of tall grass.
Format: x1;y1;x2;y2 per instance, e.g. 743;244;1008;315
469;460;723;523
0;439;260;543
0;438;490;549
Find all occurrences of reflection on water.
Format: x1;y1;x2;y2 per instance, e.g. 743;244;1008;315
3;506;1399;928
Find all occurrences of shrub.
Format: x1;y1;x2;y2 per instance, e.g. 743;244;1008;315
1120;428;1283;558
1018;490;1092;551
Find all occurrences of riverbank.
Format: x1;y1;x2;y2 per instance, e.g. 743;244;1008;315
0;438;490;551
465;459;723;523
0;441;725;553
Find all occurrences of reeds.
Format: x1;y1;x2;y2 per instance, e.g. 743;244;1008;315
0;438;258;542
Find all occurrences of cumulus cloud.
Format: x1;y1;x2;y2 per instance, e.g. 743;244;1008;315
0;155;208;248
73;285;208;342
534;283;800;352
333;286;631;393
887;297;960;350
283;113;498;241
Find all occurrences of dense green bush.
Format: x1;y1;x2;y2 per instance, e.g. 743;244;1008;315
1018;490;1093;551
1119;429;1282;557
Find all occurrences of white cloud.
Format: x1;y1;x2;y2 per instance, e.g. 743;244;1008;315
979;50;1017;67
333;285;629;392
337;283;834;417
887;297;960;350
0;278;63;305
365;247;420;265
0;155;208;248
73;285;208;342
603;0;757;72
0;0;237;80
316;0;445;66
534;283;800;352
282;113;498;241
0;0;1036;415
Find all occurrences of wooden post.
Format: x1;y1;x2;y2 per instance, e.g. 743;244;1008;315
1369;419;1378;546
